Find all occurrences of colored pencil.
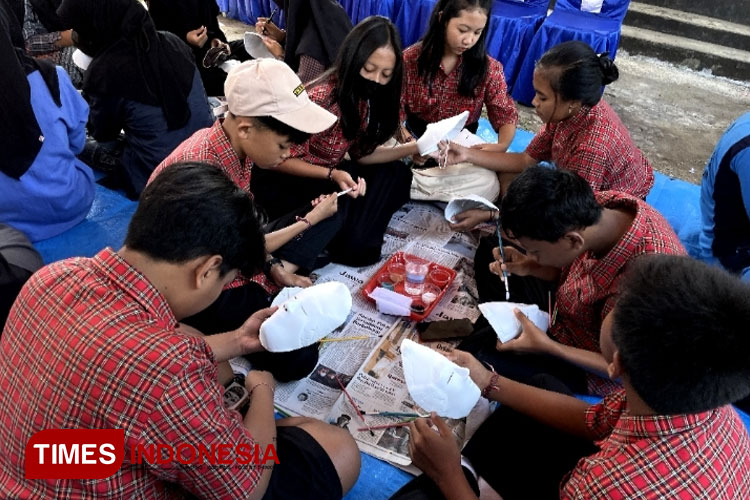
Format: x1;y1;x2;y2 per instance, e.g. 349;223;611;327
335;374;374;436
319;336;370;343
361;411;426;418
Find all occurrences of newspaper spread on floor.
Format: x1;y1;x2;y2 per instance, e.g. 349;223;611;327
272;201;493;467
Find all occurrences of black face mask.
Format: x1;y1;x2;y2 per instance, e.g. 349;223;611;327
355;74;385;100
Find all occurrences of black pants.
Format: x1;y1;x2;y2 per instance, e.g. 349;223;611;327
265;202;345;272
182;282;319;383
462;375;598;500
389;375;596;500
389;467;479;500
458;234;589;394
252;159;413;267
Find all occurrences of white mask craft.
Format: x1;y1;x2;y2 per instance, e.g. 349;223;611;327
478;302;550;343
401;339;480;419
260;281;353;352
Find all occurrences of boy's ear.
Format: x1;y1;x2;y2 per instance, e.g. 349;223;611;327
236;117;255;138
564;231;585;252
607;350;624;379
193;255;224;289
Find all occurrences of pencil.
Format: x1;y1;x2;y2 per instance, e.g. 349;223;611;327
335;374;375;436
356;420;414;432
320;335;370;343
274;405;291;418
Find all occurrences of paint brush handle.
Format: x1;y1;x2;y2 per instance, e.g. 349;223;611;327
337;187;353;197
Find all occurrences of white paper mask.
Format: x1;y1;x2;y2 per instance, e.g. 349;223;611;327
401;339;480;418
444;194;499;223
417;111;469;155
368;287;412;316
244;31;276;59
260;282;352;352
478;302;550;343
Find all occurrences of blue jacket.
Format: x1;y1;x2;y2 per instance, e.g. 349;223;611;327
0;67;95;242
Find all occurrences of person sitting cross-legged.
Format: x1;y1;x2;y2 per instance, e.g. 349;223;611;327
0;162;360;500
394;255;750;500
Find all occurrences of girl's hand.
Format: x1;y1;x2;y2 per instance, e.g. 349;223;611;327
306;193;338;224
496;309;554;354
186;26;208;48
260;35;284;59
255;17;285;42
331;169;367;198
448;209;492;232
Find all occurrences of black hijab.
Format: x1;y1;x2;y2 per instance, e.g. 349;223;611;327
0;0;61;179
283;0;352;72
29;0;65;32
147;0;226;45
57;0;196;130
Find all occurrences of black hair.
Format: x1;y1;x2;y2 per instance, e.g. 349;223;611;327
417;0;491;97
252;115;311;145
125;162;266;277
325;16;403;153
501;167;603;242
536;40;619;107
612;255;750;414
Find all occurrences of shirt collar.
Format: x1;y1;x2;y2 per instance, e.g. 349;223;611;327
608;406;718;445
93;248;177;330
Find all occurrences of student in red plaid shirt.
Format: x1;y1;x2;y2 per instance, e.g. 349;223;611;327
396;255;750;500
0;163;360;499
465;167;685;397
446;41;655;232
251;17;423;266
400;0;517;155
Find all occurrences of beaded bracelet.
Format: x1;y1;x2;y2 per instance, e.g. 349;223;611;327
327;167;335;182
480;361;501;398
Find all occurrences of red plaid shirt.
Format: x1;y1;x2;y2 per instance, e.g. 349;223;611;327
0;249;263;499
400;44;518;131
552;192;685;395
526;100;654;199
561;390;750;499
150;120;276;294
289;76;370;167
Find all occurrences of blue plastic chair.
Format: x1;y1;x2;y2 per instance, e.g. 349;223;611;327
511;0;631;105
486;0;549;92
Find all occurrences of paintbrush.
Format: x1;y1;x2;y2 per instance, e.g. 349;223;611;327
335;374;374;436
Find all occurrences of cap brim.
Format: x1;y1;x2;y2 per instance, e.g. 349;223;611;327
273;100;337;134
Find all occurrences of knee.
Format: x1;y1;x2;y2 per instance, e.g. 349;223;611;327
298;421;361;494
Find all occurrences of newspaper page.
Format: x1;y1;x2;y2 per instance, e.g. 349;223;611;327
271;201;492;463
323;320;467;468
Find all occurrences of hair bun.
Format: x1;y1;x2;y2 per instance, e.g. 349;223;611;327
597;53;619;85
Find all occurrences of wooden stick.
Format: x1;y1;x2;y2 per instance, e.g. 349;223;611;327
356;420;414;432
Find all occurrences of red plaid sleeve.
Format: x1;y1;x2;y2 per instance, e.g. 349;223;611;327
140;350;264;499
584;390;626;441
288;78;352;167
525;123;555;161
483;57;518;131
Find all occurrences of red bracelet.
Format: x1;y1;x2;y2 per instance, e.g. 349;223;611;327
481;373;500;399
294;216;311;240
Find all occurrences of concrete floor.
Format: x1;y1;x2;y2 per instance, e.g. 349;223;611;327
219;16;750;184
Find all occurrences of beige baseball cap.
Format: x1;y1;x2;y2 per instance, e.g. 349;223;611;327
224;59;337;134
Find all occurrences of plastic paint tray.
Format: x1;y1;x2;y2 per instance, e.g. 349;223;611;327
362;252;457;321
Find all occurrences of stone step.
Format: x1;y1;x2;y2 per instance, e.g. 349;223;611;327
633;0;750;26
624;2;750;52
619;24;750;81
